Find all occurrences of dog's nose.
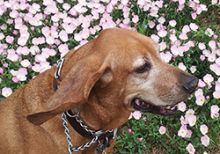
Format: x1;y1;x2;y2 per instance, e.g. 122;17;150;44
182;75;199;94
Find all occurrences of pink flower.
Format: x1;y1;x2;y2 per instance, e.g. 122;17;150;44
74;33;82;42
182;25;190;33
150;34;160;43
198;43;206;50
20;47;30;56
210;64;220;76
132;15;139;23
7;49;19;62
200;124;208;135
63;3;70;10
169;20;177;27
180;116;188;125
207;54;216;62
178;125;188;138
186;129;192;138
216;58;220;65
5;36;14;44
205;28;214;37
137;137;143;142
32;64;41;73
13;68;28;81
132;111;142;120
195;95;205;106
12;76;19;83
160;52;172;63
158;29;167;38
158;17;165;24
189;23;198;31
159;42;167;51
148;21;155;28
81;30;90;39
201;135;210;147
1;87;13;97
3;63;8;67
21;59;31;67
58;44;69;57
186;143;195;154
32;3;40;12
208;40;216;50
198;80;206;88
18;36;28;46
195;89;205;106
210;105;219;119
178;62;186;71
179;33;188;40
213;81;220;99
191;12;197;19
46;36;55;44
185;109;197;126
170;34;177;42
186;114;197;127
200;55;206;61
195;89;204;97
190;66;196;73
39;62;51;73
203;74;214;86
202;49;211;57
0;67;3;74
213;90;220;99
30;46;40;55
212;0;218;4
59;30;68;42
178;102;186;112
179;0;185;5
0;33;5;40
159;126;166;135
127;128;134;134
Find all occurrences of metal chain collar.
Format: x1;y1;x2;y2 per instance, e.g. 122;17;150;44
65;111;117;136
62;112;117;153
62;113;99;153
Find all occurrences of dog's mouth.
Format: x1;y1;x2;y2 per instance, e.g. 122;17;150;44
131;97;178;115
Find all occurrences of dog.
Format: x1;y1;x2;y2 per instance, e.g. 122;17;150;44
0;28;198;154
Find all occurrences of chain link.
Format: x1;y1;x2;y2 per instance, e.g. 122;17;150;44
62;113;99;153
65;111;116;136
54;58;64;79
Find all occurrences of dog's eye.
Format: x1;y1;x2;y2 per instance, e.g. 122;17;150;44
135;61;151;73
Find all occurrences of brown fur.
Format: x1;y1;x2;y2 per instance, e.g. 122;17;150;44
0;28;195;154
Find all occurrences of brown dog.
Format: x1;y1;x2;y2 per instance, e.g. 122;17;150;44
0;28;198;154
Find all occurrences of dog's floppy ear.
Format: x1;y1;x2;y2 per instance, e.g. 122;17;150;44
27;53;110;125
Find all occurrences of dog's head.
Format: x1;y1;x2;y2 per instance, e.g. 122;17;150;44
28;28;198;125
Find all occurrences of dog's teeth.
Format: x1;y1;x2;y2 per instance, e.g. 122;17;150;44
135;99;140;105
171;106;176;110
166;106;171;109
